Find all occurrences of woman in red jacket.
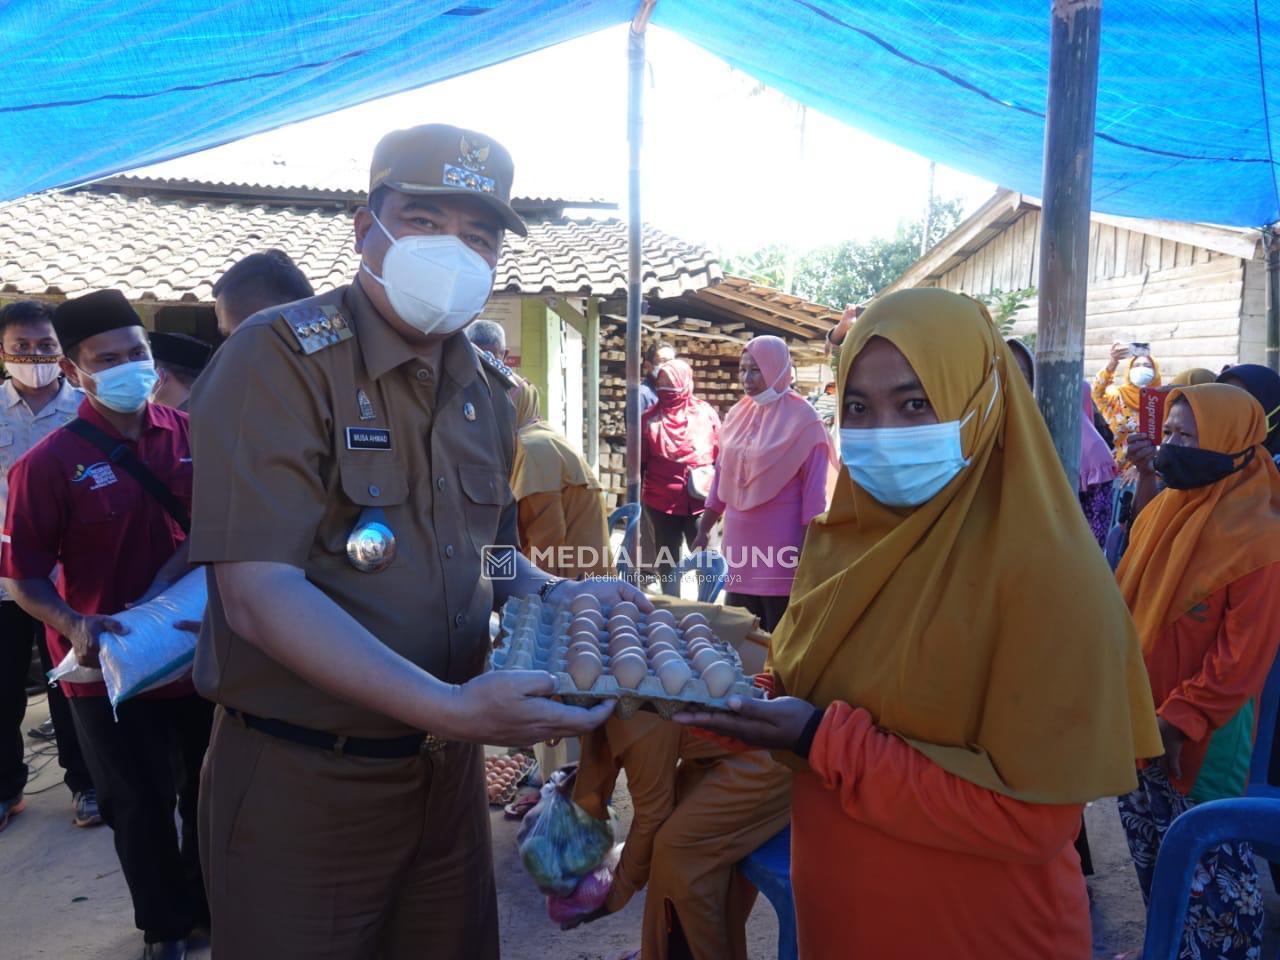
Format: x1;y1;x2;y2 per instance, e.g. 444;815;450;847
640;359;719;595
679;289;1160;959
1115;383;1280;960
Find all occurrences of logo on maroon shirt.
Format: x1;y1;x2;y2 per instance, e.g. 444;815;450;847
72;461;119;491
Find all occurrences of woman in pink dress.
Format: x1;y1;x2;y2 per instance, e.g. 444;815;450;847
693;336;836;630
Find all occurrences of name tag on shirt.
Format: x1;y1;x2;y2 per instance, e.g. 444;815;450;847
345;427;391;451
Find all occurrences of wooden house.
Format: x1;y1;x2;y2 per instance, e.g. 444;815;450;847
883;189;1270;376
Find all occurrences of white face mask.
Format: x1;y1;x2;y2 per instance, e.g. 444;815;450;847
749;386;786;406
746;359;792;406
361;214;495;336
4;355;61;389
1129;365;1156;387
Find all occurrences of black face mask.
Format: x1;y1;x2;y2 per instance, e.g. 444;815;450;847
1154;443;1255;490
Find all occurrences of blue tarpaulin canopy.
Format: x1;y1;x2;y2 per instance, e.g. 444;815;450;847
1;1;1277;226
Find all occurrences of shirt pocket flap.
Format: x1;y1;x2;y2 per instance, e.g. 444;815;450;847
339;457;409;507
458;463;506;506
0;428;13;447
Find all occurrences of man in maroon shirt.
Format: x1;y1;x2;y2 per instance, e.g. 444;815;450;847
0;290;210;960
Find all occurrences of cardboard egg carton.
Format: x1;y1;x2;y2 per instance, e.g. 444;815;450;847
490;595;762;719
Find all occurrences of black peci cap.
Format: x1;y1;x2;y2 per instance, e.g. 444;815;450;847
52;289;142;355
149;331;213;372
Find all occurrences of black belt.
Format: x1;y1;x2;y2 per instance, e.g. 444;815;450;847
224;707;447;758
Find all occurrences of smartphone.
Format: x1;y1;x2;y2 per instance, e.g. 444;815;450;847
1130;342;1151;357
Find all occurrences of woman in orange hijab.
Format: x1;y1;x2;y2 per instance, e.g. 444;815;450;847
678;289;1160;959
1115;383;1280;960
692;336;836;630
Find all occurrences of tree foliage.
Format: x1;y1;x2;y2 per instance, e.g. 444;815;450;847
723;197;966;309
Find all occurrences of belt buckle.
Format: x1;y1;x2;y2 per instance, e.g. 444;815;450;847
420;734;447;754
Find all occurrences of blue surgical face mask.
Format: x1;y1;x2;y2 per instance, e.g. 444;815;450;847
838;366;998;508
78;359;158;413
840;414;973;507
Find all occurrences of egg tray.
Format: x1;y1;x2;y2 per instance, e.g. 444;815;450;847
484;753;538;806
490;595;761;719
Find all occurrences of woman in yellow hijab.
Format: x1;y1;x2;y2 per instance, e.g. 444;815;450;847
678;289;1159;959
1115;383;1280;960
1093;342;1162;484
509;380;611;579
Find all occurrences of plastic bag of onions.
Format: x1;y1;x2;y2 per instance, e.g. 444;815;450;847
517;768;614;897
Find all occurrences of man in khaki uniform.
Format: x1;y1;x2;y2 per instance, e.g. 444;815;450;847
189;124;646;959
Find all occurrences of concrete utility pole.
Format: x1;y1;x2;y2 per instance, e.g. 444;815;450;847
625;0;657;565
1035;0;1102;480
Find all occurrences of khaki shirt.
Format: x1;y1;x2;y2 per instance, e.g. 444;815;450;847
188;282;517;736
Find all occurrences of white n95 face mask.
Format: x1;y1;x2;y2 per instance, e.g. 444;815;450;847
1129;365;1156;387
840;412;975;508
361;214;495;336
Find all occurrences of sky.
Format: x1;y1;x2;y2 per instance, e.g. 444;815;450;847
134;24;996;260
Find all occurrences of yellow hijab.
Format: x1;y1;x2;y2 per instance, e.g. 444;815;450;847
1118;383;1280;651
770;289;1160;804
509;381;600;499
1111;356;1163;410
1170;368;1216;387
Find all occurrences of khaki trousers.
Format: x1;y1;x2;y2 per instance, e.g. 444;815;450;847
642;749;792;960
199;707;498;959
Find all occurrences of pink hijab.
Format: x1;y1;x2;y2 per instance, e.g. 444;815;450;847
643;358;719;464
715;336;837;511
1080;379;1118;490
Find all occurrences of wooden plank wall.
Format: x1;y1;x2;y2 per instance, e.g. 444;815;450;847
933;209;1256;375
1239;259;1268;365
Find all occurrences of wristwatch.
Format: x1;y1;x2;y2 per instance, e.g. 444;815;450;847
538;578;567;603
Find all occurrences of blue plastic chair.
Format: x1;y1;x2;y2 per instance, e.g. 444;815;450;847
1142;797;1280;960
607;503;641;576
739;825;798;960
672;550;728;603
1247;647;1280;799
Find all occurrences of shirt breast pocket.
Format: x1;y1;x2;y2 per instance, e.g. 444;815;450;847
0;428;13;471
458;463;505;554
336;456;411;568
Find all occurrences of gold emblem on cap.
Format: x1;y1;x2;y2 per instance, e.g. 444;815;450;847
458;137;490;173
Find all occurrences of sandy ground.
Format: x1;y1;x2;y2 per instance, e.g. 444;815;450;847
3;694;1276;960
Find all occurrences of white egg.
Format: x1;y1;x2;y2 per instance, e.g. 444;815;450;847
701;660;736;698
610;652;648;689
658;660;693;696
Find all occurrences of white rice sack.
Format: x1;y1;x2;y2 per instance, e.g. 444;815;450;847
101;570;206;708
48;570;206;711
47;653;103;687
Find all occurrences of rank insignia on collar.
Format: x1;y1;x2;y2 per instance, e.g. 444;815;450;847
463;402;476;421
476;350;514;391
357;388;376;421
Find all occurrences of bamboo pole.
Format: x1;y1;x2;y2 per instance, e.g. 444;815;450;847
1035;0;1102;480
625;0;656;565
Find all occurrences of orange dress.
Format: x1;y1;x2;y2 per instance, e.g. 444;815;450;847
794;704;1091;959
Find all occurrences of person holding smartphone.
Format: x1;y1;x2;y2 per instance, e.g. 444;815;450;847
1093;340;1162;485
